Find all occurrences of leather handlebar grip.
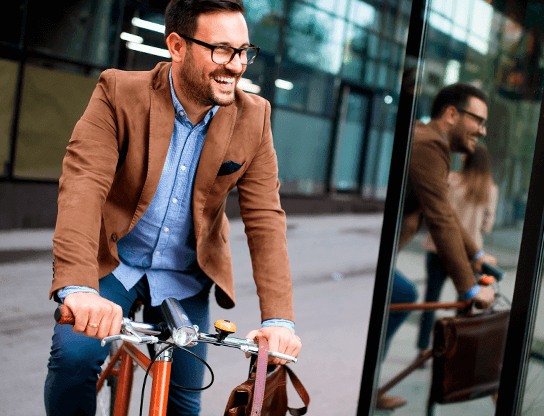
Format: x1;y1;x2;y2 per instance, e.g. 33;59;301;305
54;304;75;325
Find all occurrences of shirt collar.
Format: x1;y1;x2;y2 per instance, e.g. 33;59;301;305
169;68;219;125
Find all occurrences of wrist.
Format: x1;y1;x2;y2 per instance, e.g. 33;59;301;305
57;286;99;303
458;284;481;301
261;319;295;334
472;250;484;261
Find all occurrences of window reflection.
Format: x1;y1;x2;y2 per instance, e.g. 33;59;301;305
373;0;544;413
286;3;345;75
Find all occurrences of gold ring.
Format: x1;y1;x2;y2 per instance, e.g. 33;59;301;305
87;323;99;328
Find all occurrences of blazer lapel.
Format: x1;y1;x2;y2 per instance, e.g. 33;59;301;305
130;65;175;229
193;104;237;237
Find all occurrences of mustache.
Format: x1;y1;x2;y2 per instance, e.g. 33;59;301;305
210;68;241;78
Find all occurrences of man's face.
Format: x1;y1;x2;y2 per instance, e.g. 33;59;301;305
176;11;249;108
449;96;488;154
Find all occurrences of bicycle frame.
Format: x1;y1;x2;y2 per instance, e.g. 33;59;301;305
97;341;172;416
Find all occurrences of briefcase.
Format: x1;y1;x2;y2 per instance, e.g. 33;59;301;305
430;309;510;404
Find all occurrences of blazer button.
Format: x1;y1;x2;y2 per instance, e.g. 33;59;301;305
111;233;118;242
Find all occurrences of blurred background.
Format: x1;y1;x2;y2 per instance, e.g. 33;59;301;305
2;0;538;233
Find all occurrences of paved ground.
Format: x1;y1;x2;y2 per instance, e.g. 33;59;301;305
0;213;541;415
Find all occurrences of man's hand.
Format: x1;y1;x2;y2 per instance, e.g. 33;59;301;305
471;256;485;274
473;285;495;309
244;326;302;365
481;253;497;265
64;292;123;339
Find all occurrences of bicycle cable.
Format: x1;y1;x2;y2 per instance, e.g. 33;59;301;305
139;341;215;416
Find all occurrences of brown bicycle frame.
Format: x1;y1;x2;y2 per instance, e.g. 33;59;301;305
97;342;172;416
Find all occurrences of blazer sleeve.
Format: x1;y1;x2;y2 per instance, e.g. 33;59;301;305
50;70;120;298
410;138;479;293
235;100;294;322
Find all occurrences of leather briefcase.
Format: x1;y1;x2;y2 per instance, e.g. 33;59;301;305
430;309;510;404
224;363;309;416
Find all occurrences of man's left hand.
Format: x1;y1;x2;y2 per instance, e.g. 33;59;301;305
244;326;302;365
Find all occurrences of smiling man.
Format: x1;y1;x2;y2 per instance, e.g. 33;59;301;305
377;83;495;410
44;1;301;415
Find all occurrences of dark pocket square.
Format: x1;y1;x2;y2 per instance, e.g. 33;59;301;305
217;161;243;176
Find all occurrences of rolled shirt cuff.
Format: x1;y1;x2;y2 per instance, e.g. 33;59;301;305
57;285;99;302
458;284;481;301
261;318;295;334
472;250;484;261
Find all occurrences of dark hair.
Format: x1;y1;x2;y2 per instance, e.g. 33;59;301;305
430;83;488;119
165;0;245;39
460;142;493;205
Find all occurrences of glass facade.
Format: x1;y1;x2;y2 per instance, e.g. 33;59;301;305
361;0;544;414
0;0;410;203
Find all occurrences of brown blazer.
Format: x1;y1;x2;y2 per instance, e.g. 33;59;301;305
50;62;294;322
400;121;479;293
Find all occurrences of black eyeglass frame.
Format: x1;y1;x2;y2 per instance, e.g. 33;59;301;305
456;107;487;128
179;34;260;65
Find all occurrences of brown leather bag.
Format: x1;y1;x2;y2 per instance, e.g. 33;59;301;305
430;309;510;404
224;354;310;416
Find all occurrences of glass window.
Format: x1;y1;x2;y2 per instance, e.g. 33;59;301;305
0;59;19;177
285;3;346;75
331;90;370;191
366;0;544;412
14;63;98;179
275;61;336;115
26;0;121;67
304;0;349;17
349;1;379;29
118;7;169;71
272;108;332;195
245;0;284;55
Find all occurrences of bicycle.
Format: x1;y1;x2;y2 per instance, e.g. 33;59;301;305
55;297;297;416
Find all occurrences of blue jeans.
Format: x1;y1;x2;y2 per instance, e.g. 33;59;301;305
44;273;210;416
416;251;448;350
383;269;418;357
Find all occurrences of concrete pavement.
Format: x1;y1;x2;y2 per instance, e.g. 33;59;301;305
0;213;531;415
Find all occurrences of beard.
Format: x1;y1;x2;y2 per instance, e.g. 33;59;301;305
450;122;477;154
176;48;240;107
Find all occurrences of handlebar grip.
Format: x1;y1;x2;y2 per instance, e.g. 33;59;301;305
481;262;504;281
54;304;75;325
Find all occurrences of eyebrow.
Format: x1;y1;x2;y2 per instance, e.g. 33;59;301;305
213;41;252;48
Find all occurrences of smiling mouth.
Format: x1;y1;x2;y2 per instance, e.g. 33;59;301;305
214;76;236;87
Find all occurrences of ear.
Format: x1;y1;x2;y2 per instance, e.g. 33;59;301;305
443;105;459;126
166;33;186;64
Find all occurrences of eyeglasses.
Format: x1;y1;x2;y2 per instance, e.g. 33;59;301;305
180;35;259;65
456;108;487;129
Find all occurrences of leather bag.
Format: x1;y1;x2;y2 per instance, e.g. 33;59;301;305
224;342;310;416
430;309;510;404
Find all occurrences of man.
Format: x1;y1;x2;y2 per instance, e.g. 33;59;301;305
377;83;495;410
44;1;301;415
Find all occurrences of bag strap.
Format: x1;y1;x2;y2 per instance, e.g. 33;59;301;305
250;336;269;416
285;365;310;416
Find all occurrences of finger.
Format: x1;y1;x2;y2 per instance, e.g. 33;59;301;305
72;310;90;334
85;314;102;338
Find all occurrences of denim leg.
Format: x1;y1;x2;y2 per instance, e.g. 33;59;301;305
416;252;449;350
143;292;210;416
44;273;142;416
383;269;418;357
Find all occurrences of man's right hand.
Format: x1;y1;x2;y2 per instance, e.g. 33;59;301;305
64;292;123;339
472;285;495;309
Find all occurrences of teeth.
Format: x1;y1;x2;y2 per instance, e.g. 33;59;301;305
215;76;235;84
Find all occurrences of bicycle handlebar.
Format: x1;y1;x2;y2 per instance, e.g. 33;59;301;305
54;301;297;363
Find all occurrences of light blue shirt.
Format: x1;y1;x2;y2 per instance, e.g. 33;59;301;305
58;69;294;333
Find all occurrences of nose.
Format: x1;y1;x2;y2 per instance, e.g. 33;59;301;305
479;124;487;136
224;52;244;74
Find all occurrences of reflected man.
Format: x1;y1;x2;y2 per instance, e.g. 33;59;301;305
378;83;495;410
